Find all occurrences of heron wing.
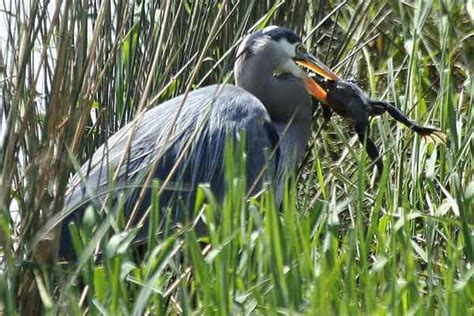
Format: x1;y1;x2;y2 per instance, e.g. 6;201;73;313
65;84;278;211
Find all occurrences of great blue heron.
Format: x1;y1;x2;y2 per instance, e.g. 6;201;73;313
57;26;337;258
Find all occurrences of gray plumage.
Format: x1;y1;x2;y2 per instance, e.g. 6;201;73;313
234;28;312;189
59;26;321;257
65;85;277;214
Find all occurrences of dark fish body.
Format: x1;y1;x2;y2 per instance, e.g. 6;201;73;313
313;77;446;171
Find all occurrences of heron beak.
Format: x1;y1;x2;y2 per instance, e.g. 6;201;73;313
303;76;329;104
295;52;339;105
296;52;339;81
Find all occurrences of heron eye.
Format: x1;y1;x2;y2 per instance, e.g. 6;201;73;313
296;43;306;55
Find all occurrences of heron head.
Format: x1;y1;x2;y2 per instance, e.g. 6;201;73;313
234;26;338;106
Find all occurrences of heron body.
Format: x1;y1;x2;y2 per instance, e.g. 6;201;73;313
58;26;336;258
65;85;280;215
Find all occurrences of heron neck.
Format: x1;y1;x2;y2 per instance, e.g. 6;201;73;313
272;120;310;205
273;120;311;168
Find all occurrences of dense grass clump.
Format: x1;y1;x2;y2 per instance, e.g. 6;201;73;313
0;0;472;314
